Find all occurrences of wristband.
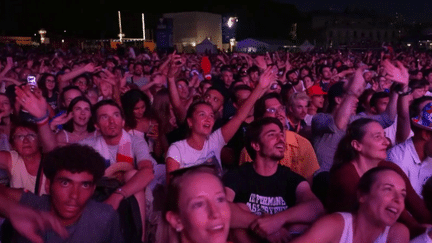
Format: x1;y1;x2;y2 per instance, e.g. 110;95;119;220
34;110;50;122
37;117;49;127
397;87;412;96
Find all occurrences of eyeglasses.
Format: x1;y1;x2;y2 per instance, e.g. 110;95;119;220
13;134;37;141
266;106;286;114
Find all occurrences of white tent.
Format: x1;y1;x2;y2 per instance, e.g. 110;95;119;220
299;40;315;52
196;38;217;54
235;38;270;53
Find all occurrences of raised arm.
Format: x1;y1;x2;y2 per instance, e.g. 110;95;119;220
167;53;187;123
57;63;99;91
334;66;366;130
382;60;411;143
379;60;410;125
15;86;58;153
220;66;277;143
0;57;13;78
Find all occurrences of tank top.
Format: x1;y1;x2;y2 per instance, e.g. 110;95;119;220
63;130;98;144
10;151;47;195
338;212;390;243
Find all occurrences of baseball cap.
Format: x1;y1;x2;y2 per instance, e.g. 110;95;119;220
307;85;327;97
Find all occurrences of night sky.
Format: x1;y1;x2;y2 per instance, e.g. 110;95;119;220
0;0;430;39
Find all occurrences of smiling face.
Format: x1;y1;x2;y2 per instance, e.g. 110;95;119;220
254;123;286;161
187;104;215;137
47;170;95;226
359;170;406;227
173;172;231;243
353;122;390;161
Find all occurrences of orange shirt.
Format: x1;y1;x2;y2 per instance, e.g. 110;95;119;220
239;130;319;179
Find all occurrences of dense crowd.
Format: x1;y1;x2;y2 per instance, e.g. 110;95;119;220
0;44;432;243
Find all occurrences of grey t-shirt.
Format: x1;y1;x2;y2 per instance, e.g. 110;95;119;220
311;112;393;172
15;192;124;243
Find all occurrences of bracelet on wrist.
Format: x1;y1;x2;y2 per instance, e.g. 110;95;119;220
34;110;49;122
37;117;49;127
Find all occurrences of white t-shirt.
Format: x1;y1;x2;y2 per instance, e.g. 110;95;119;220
166;128;226;174
80;132;156;168
388;138;432;197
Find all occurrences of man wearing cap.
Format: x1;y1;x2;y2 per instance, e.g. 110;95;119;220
305;85;327;126
388;101;432;196
312;61;409;173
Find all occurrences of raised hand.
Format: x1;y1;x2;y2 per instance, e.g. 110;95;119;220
15;85;48;119
5;57;13;70
83;63;100;73
167;51;184;79
254;55;268;70
346;65;368;97
257;66;278;90
50;113;73;128
382;59;409;85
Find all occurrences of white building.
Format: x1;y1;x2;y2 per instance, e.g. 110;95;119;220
163;12;222;53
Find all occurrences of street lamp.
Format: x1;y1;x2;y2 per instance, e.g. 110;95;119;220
38;29;47;44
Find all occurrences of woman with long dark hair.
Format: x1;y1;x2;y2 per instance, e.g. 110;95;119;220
38;73;59;112
56;96;96;146
120;89;158;153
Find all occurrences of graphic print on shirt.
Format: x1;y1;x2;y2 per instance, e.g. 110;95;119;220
247;193;288;215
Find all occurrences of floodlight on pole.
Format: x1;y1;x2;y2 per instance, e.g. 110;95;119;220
118;11;124;43
142;13;146;41
38;29;47;44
